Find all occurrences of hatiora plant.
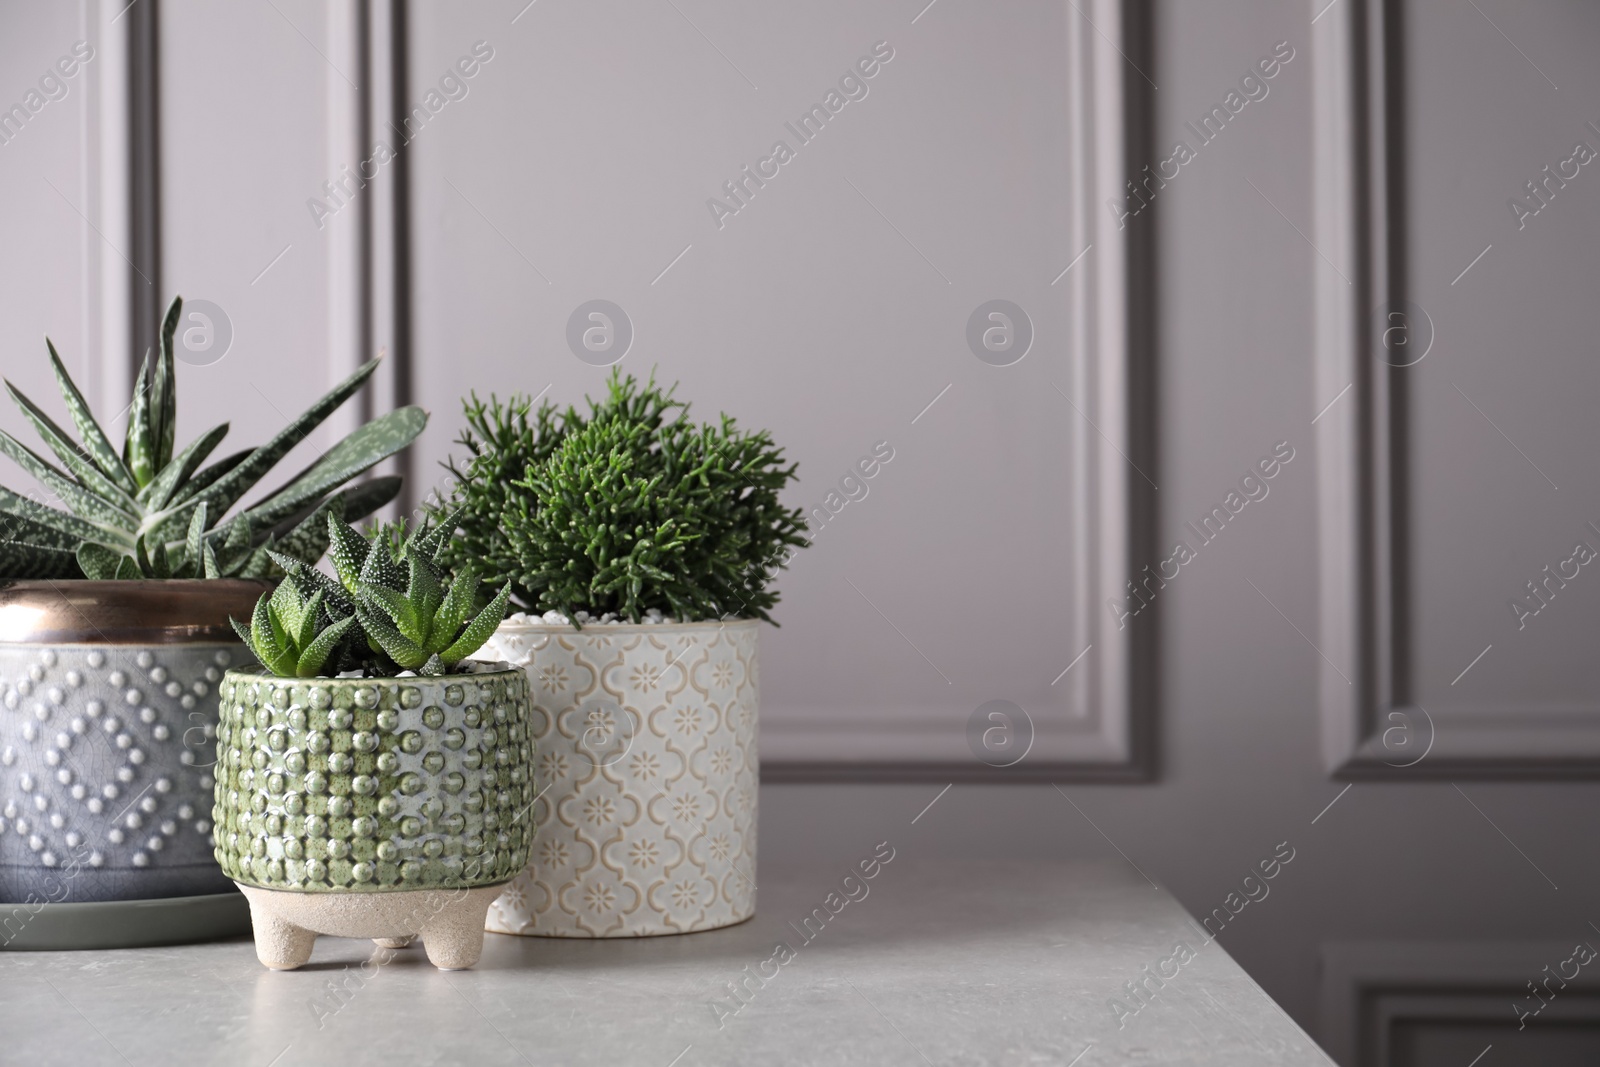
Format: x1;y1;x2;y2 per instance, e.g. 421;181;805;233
427;391;575;609
428;370;806;623
0;296;425;580
246;512;510;678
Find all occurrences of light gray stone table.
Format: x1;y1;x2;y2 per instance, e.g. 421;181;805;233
0;792;1331;1066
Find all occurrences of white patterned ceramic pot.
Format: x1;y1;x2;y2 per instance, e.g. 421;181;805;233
481;619;759;937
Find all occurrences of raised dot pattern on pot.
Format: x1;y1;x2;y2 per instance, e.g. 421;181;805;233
0;644;231;901
211;670;536;892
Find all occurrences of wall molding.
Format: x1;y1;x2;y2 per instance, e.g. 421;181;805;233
320;0;416;516
762;0;1156;783
1311;0;1600;779
1321;940;1600;1066
125;0;162;371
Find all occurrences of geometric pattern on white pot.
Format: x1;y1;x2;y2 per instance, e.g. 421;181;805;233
482;620;758;937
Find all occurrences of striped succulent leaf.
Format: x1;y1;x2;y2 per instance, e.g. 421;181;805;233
0;295;426;580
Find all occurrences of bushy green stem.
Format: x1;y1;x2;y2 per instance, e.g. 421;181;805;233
430;370;806;623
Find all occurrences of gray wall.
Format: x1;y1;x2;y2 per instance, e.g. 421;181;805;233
3;2;1600;1063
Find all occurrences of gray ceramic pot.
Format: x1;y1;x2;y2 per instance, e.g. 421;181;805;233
0;580;267;948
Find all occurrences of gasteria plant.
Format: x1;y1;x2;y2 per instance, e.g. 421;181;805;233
0;296;425;580
248;513;511;678
429;370;806;623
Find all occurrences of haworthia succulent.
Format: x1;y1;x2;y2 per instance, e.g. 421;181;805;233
246;514;509;678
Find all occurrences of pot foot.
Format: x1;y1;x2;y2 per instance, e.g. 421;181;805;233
420;897;492;970
249;910;317;971
235;883;505;971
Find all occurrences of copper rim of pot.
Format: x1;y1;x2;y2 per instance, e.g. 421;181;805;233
0;579;271;645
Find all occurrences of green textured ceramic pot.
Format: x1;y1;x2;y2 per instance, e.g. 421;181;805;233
212;661;535;970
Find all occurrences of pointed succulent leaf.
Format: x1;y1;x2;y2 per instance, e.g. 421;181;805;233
152;296;180;471
315;474;402;529
269;550;357;619
267;581;300;649
297;615;355;678
230;614;253;648
327;514;370;590
356;602;428;669
438;582;511;665
267;476;400;566
0;511;76;550
147;537;171;579
170;448;251;507
45;340;138;495
77;542;130;580
1;486;128;549
202;541;221;579
296;590;326;652
0;429;138;527
253;493;348;576
358;583;420;642
139;423;228;511
418;653;447;677
123;353;155;486
0;539;79;579
248;591;284;665
432;570;479;644
406;554;444;638
4;379;140;511
221;515;252;557
356;524;405;592
238;541;281;580
225;406;426;534
268;477;403;574
182;358;384;523
182;503;208;578
411;507;464;562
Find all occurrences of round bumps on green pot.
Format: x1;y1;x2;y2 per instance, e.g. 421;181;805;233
211;666;535;892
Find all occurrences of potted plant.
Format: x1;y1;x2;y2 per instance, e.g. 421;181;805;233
0;298;423;950
430;371;805;937
214;514;533;970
